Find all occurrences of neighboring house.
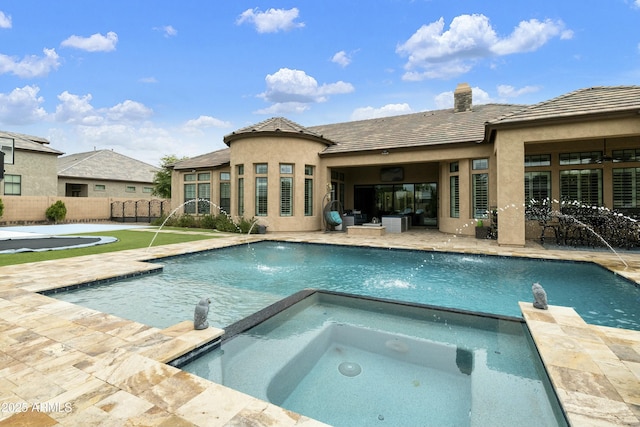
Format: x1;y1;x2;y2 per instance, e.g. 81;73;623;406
58;149;159;198
170;84;640;246
0;130;63;196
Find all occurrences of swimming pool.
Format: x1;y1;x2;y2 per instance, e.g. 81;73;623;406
180;291;568;427
50;241;640;331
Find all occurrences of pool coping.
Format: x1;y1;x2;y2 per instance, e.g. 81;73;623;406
0;229;639;426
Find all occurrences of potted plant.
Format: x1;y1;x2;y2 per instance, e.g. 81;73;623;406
475;219;490;239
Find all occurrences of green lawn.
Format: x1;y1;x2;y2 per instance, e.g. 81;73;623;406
0;229;222;267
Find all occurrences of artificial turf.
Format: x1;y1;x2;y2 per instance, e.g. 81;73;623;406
0;228;222;266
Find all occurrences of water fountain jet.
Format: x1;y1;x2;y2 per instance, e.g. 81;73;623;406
147;198;242;251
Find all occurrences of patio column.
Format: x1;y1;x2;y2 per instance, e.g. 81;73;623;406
494;133;525;246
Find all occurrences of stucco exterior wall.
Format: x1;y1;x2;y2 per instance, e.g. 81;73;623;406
321;143;496;236
57;178;155;198
171;166;231;213
3;151;58;196
493;114;640;246
229;135;327;231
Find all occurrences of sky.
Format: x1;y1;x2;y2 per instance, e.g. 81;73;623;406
1;1;639;167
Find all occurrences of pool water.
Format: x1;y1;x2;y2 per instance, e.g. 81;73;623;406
51;241;640;330
181;292;567;427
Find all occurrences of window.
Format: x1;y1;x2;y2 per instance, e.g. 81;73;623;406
450;176;459;218
280;163;293;174
305;165;314;216
256;177;268;216
471;159;488;218
126;186;136;193
198;173;211;181
0;137;14;164
525;154;551;167
220;172;230;181
613;167;640;209
524;171;551;202
449;162;459;173
472;173;488;218
559;151;602;165
197;183;211;214
220;182;230;214
143;187;153;193
237;177;244;216
612;149;640;163
280;177;293;216
560;169;602;205
472;158;488;170
255;163;268;174
94;184;106;191
3;174;20;195
184;183;196;213
237;164;244;175
184;174;196;181
279;164;293;216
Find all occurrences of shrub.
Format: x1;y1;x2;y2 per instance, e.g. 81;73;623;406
213;213;238;232
176;213;196;228
46;200;67;223
200;214;216;229
0;198;4;219
238;217;259;234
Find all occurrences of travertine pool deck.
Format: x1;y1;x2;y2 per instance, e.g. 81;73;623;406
0;229;639;426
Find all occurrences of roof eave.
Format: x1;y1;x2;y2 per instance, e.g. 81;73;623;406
224;130;334;147
173;161;231;171
488;107;640;129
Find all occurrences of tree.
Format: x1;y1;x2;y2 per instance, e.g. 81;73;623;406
152;155;186;199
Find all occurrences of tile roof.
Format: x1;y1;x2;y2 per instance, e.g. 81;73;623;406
58;149;159;182
0;130;63;155
224;117;330;145
489;86;640;125
310;104;521;154
172;148;230;170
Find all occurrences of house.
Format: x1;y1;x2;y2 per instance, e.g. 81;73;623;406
58;149;159;198
0;134;162;223
169;84;640;246
0;130;63;196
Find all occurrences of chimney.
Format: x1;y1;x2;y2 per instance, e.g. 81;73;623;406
454;83;472;113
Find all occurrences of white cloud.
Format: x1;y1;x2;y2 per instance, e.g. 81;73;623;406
491;18;567;55
54;91;152;126
0;48;60;78
497;84;540;98
0;85;48;125
183;115;232;132
0;11;12;28
254;102;310;115
139;76;158;83
351;103;412;121
106;100;153;122
61;31;118;52
331;51;351;67
237;8;304;33
434;86;493;109
634;0;640;8
155;25;177;37
397;14;569;80
257;68;354;112
55;91;102;125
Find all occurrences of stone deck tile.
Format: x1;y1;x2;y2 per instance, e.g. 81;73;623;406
0;229;638;426
521;302;640;426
